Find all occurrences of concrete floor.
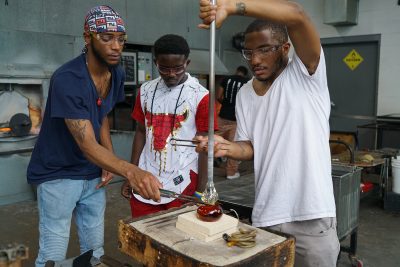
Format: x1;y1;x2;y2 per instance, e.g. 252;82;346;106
1;161;400;267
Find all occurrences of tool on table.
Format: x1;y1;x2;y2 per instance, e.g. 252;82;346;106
223;228;257;248
131;188;205;205
202;0;219;206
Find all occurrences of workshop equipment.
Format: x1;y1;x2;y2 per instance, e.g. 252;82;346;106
160;189;205;204
0;133;37;205
0;113;32;137
0;244;28;267
384;153;400;212
329;140;363;266
222;228;257;248
202;0;219;205
132;188;205;204
0;89;39;205
118;205;295;267
176;210;238;242
391;156;400;193
332;163;363;267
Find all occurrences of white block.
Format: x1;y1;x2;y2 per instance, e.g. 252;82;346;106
176;211;238;242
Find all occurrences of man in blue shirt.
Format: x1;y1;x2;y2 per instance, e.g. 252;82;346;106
27;6;161;266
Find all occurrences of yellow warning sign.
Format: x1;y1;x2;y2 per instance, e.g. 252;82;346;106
343;49;364;71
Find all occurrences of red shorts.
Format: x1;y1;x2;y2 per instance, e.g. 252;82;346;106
129;170;198;218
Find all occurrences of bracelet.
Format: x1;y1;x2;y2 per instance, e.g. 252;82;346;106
236;2;246;16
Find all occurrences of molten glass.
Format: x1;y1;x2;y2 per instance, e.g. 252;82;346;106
196;203;223;222
201;181;219;205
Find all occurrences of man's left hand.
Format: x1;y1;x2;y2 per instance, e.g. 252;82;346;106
96;169;114;189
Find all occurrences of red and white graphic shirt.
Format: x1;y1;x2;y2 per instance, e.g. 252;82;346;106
131;74;216;204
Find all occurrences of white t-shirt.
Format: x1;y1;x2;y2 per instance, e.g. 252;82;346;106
235;49;336;227
132;74;210;205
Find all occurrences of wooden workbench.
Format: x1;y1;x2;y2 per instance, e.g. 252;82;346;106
118;205;295;267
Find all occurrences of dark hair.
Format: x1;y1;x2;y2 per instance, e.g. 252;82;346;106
245;19;288;44
236;66;248;76
154;34;190;58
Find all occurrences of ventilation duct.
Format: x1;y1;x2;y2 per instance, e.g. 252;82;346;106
324;0;359;26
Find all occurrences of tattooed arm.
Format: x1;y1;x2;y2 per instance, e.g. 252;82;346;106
121;122;146;199
65;118;162;201
97;116;114;188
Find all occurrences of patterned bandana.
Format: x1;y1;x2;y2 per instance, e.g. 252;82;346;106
84;5;125;33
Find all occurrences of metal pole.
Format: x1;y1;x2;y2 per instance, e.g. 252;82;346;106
202;0;219;204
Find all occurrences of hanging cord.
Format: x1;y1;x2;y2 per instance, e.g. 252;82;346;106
150;81;185;136
170;84;185;134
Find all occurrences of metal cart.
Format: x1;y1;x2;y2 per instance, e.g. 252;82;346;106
332;164;363;267
329;139;363;267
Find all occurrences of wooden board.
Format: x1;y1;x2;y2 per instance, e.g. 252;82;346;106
118;205;295;267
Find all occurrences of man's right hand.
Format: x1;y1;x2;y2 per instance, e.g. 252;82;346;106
198;0;231;29
126;166;162;202
194;134;231;158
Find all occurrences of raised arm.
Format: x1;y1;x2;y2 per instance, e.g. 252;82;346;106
65;118;161;201
199;0;321;73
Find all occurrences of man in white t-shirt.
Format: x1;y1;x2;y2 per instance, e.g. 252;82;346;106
196;0;339;266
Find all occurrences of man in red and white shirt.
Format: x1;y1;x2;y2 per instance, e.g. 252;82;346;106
121;34;217;217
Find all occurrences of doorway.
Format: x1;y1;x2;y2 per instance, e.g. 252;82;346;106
322;35;380;132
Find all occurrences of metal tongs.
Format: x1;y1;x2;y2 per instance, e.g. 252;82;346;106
170;138;199;148
159;189;205;204
131;188;205;204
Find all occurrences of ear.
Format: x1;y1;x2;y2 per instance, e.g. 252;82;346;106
185;59;191;67
83;32;91;45
282;42;291;55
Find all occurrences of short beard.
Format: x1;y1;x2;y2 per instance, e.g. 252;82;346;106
90;42;120;68
255;54;288;82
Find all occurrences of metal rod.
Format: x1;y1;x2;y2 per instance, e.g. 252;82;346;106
208;0;216;185
170;138;200;143
201;0;219;205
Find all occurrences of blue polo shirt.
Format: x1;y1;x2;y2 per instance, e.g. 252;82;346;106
27;54;125;185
